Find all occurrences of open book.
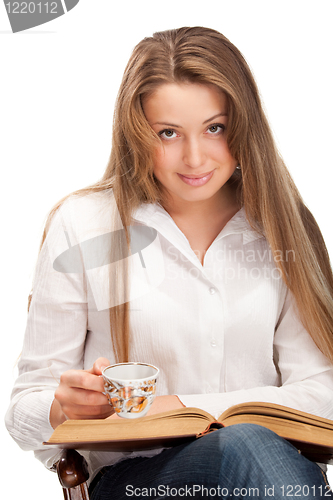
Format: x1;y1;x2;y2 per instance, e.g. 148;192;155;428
44;402;333;464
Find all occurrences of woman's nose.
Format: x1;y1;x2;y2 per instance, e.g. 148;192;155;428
182;138;206;169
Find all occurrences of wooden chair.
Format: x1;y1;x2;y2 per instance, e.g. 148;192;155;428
56;449;90;500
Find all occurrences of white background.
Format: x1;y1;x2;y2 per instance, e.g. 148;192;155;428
1;1;332;497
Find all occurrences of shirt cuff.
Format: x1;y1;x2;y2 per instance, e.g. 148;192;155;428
6;389;56;451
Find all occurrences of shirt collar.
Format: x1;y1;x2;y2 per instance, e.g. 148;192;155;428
133;203;264;247
133;203;195;264
214;207;264;245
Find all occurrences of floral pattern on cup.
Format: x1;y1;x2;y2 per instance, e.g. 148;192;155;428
102;363;159;419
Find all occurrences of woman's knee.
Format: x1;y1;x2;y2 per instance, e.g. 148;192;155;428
203;423;294;466
214;423;282;450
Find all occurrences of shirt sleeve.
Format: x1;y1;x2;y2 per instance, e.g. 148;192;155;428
5;199;88;462
177;290;333;420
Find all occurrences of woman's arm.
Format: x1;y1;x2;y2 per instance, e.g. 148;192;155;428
5;199;96;450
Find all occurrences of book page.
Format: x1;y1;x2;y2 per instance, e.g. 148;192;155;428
219;402;333;430
222;414;333;448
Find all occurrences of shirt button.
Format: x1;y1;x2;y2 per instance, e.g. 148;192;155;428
210;339;217;347
209;287;216;295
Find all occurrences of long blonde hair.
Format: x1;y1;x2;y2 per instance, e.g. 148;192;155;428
34;26;333;364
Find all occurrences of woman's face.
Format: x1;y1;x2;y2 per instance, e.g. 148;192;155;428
142;82;237;209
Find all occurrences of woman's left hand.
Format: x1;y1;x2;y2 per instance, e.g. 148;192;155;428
146;395;185;416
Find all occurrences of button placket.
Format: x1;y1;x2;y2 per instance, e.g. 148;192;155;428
208;286;219;348
201;280;223;394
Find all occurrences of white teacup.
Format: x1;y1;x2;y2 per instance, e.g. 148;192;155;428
102;362;159;419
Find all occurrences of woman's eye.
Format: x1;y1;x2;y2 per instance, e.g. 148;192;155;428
158;129;177;139
207;124;225;134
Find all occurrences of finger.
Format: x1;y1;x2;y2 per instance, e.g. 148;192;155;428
55;384;115;420
60;370;105;393
57;386;109;407
63;404;114;420
86;357;111;376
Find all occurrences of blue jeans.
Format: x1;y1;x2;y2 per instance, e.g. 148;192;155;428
90;424;332;499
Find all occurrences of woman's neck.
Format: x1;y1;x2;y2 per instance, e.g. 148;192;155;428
162;185;240;265
163;184;239;224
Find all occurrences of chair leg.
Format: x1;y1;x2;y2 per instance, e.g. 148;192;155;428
62;482;90;500
57;449;90;500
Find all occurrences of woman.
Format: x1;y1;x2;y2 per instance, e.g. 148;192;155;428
6;26;333;499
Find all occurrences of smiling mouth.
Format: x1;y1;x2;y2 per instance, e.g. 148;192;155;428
177;170;215;186
179;171;213;179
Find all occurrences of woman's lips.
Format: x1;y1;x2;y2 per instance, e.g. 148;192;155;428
177;170;215;187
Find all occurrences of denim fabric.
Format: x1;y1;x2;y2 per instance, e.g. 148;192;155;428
91;424;332;499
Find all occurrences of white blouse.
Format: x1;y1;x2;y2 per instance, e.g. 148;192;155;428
5;190;333;480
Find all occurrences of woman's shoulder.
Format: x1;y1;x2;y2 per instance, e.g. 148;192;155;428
50;188;122;241
61;188;115;213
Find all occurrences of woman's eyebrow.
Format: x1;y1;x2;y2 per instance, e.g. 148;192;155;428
203;112;228;124
152;112;228;129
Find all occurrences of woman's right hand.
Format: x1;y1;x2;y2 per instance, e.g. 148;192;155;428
50;357;114;429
